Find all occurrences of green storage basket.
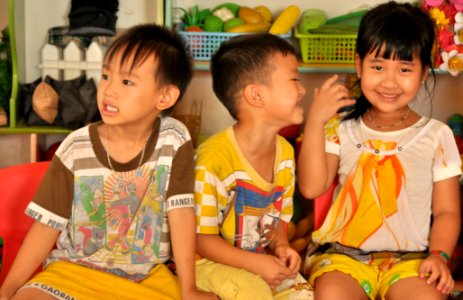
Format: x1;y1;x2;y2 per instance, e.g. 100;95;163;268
179;31;291;61
295;28;356;64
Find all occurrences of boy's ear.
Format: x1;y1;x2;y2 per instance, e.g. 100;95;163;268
156;84;180;111
243;84;264;107
354;54;362;78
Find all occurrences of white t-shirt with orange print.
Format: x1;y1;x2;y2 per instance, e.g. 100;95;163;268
314;115;461;252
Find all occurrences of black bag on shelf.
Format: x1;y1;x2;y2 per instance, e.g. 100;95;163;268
68;0;119;37
20;75;99;129
19;77;63;127
45;75;99;130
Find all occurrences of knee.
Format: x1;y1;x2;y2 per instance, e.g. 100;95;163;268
195;260;273;300
222;272;272;300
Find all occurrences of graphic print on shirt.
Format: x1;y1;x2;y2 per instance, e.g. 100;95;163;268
75;177;106;256
224;180;284;253
313;139;422;251
72;165;168;267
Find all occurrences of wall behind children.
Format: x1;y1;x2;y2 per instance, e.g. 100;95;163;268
0;0;463;167
173;0;463;138
0;0;163;166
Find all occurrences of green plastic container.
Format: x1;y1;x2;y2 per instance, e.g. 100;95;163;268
295;28;357;64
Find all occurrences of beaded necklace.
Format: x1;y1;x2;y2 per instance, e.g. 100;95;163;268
366;108;411;130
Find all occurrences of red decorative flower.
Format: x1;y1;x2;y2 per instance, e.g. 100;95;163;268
423;0;463;75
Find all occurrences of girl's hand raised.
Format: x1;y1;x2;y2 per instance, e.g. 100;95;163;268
308;74;356;125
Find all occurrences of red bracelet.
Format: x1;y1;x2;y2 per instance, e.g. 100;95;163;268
428;250;450;262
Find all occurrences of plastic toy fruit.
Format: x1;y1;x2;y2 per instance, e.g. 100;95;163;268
213;2;240;16
224;17;245;31
298;9;327;34
269;5;301;34
226;22;270;33
204;15;224;32
238;6;265;24
176;5;211;30
254;5;273;23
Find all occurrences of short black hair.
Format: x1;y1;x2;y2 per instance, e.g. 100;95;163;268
211;33;296;119
356;1;434;67
104;23;193;113
345;1;436;121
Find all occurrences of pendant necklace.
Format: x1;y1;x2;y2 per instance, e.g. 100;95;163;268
366;108;411;130
105;123;153;172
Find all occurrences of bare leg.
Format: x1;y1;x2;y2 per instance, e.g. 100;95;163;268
385;276;447;300
315;271;369;300
12;287;58;300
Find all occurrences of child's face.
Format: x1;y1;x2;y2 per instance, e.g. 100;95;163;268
97;50;163;127
260;53;306;128
355;50;428;114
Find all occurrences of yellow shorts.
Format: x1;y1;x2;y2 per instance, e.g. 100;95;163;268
21;260;181;300
307;253;422;300
195;258;313;300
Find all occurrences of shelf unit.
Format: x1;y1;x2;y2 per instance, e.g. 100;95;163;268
0;0;164;166
192;60;356;73
1;0;163;135
0;0;449;136
166;0;358;74
0;0;363;135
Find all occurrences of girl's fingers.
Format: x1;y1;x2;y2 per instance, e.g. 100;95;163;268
426;269;439;285
320;74;339;90
419;262;430;278
436;271;454;294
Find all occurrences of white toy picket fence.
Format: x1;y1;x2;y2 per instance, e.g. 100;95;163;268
38;40;105;84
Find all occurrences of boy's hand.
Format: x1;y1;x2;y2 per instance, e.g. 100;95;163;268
419;254;454;295
274;244;301;277
308;74;354;125
253;254;293;290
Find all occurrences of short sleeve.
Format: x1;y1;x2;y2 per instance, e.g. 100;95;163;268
25;152;73;231
194;163;225;235
324;115;341;155
277;138;295;224
166;141;195;210
432;125;462;182
279;168;294;224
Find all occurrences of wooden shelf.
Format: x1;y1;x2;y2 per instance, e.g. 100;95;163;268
298;63;355;73
193;60;356;73
0;125;71;134
194;60;447;74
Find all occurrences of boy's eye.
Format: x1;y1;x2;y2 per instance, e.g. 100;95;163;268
292;78;301;82
372;65;383;71
400;68;412;73
122;79;134;85
101;74;109;80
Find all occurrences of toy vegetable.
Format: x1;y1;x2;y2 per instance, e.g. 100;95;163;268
213;7;235;22
176;5;211;31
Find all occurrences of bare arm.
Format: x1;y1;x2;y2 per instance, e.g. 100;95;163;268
0;222;59;299
196;234;292;289
168;207;218;300
269;221;301;276
429;176;460;262
297;75;354;199
419;176;461;295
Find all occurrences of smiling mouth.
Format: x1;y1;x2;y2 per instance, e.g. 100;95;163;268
377;92;399;101
106;104;119;112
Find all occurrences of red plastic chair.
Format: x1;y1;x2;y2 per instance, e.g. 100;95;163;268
0;161;50;285
313;178;338;230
